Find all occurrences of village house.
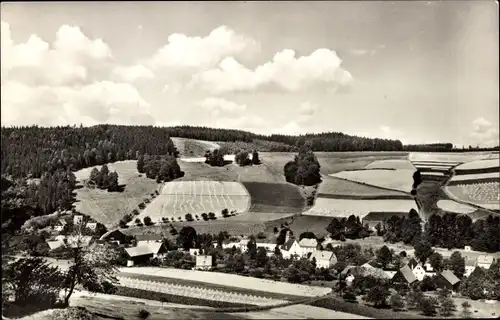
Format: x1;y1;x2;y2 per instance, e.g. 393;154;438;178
434;270;461;292
298;238;317;256
46;239;65;251
340;266;357;285
392;264;418;285
477;255;494;269
280;238;302;259
361;261;393;279
54;219;67;232
189;248;201;256
124;242;168;267
309;250;337;269
195;255;213;270
86;222;97;231
407;258;434;281
73;215;83;225
99;229;128;245
65;235;93;248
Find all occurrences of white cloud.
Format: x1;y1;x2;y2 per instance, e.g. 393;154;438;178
468;117;499;147
149;25;258;70
189;48;353;94
1;21;152;126
380;125;406;142
112;64;155;82
198;97;246;117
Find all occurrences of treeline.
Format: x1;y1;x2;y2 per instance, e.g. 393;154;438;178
137;154;184;182
379;212;500;253
1;125;178;178
403;143;499;153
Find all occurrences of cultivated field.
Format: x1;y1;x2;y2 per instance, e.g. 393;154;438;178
408;152;489;163
445;182;500;211
454;159;500;171
436;200;477;214
364;159;415;170
73;161;160;227
330;169;414;193
134;181;250;223
120;267;332;297
303;197;417;219
231;304;369;319
449;171;500;184
242;182;305;213
172;137;220;157
317;176;411;198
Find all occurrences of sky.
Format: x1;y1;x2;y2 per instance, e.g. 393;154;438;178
1;1;498;147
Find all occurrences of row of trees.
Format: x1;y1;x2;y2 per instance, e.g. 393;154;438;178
284;143;322;186
379;212;500;253
327;215;372;240
137;154;184;182
204;149;226;167
234;150;260;166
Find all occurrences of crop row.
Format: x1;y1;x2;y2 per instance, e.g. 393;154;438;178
117;276;288;306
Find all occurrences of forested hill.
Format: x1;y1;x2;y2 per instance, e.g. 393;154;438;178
1;125;178;178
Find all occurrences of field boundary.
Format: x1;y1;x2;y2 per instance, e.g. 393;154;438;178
325;175;412;196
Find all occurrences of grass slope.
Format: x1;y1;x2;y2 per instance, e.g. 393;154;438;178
242;182;305;213
318;176;411;199
73;161;160;228
172;137;220;157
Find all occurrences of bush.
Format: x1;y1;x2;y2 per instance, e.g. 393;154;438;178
143;216;152;226
123;214;133;223
185;213;194;222
222;208;230;218
257;232;267;239
135;218;141;224
178;217;182;221
138;202;146;209
155;190;160;195
132;209;140;216
201;213;209;221
138;309;150;319
144;198;150;204
119;220;127;228
208;212;216;220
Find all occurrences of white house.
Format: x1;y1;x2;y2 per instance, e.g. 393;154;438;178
298;238;317;256
54;219;67;232
195;255;213;270
407;258;433;281
280;239;302;259
86;222;97;231
477;255;494;269
309;250;337;269
124;242;168;267
189;248;201;256
73;215;83;225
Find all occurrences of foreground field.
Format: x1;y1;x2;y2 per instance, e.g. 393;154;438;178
73;161;160;227
120;267;332;297
303;197;417;219
231;304;370;319
330;169;414;193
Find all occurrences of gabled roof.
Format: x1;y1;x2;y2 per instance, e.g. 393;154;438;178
46;240;65;250
66;235;93;248
281;238;297;251
465;259;477;267
440;270;460;286
298;238;317;248
57;219;67;226
86;222;97;226
407;258;419;269
125;242;166;257
309;250;335;262
341;265;356;276
397;265;418;284
477;255;494;265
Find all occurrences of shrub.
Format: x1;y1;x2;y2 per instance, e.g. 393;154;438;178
138;309;150;319
155;190;160;195
208;212;216;220
143;216;152;226
132;209;140;216
119;220;127;228
201;213;209;221
185;213;194;222
178;217;182;221
144;198;150;204
123;214;133;223
138;202;146;209
222;208;230;218
257;232;267;239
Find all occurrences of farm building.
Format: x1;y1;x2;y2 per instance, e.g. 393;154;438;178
434;270;461;291
54;219;67;232
46;239;65;251
280;239;302;259
477;255;494;269
309;250;337;269
99;229;128;245
195;255;213;270
124;242;168;267
362;211;408;231
392;265;418;285
298;238;318;255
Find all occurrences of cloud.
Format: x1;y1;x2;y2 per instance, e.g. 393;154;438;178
380;125;406;142
1;20;152;126
349;49;376;56
271;101;319;135
149;25;258;70
189;48;353;94
112;64;155;82
198;97;246;117
468;117;499;147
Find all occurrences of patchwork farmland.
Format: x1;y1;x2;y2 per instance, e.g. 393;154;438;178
330;169;414;193
133;181;250;223
242;182;305;213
